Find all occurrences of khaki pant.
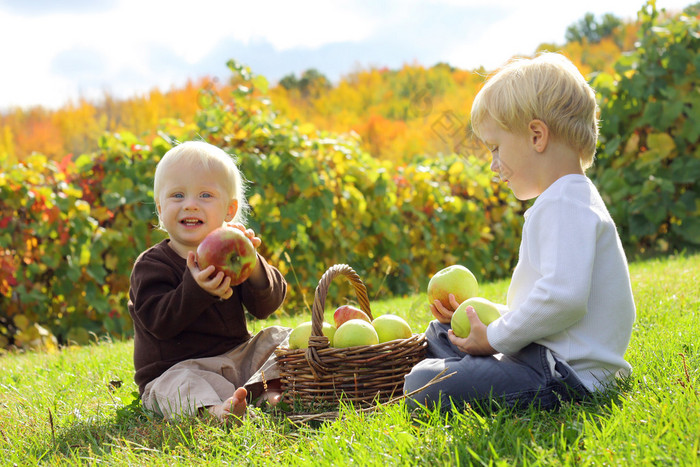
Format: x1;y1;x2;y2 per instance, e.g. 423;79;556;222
142;325;291;419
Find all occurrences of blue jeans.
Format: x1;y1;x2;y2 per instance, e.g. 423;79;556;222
404;321;589;410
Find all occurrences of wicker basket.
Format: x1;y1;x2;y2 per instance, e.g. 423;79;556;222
274;264;427;408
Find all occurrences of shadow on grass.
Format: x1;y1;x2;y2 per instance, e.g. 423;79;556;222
32;393;301;461
29;393;214;460
402;376;635;464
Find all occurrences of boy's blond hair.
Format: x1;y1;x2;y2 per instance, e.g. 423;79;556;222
153;141;248;228
470;52;598;169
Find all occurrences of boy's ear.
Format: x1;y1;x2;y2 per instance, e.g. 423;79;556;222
225;199;239;222
528;119;549;153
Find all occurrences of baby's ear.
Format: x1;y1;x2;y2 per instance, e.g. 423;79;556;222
225;199;239;221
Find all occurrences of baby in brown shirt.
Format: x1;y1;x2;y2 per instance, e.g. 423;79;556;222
128;141;290;422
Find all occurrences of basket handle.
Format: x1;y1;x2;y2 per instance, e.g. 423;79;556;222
304;264;372;375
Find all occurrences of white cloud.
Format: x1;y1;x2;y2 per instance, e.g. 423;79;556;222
1;0;381;109
442;0;693;71
0;0;695;110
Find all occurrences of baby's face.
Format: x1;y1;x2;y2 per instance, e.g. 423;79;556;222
156;162;235;258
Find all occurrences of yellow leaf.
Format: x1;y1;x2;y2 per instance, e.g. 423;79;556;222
646;132;676;159
249;193;262;207
105;253;119;270
14;314;30;331
448;160;464;176
75;199;91;213
298;122;316;135
637;132;676;168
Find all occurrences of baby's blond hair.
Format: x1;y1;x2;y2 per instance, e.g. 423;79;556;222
471;53;598;169
153;141;247;228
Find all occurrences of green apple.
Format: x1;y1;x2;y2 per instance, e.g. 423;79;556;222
333;319;379;348
427;265;478;309
288;321;336;349
372;314;412;343
450;297;501;338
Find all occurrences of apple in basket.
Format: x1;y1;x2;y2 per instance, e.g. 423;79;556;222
196;226;257;286
372;314;412;343
427;264;479;308
288;321;336;349
333;304;371;328
450;297;501;338
333;319;379;348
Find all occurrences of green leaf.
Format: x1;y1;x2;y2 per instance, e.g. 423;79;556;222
670;158;700;183
675;215;700;244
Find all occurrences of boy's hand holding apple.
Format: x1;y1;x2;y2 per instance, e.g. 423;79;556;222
448;305;497;356
427;265;479;324
430;293;461;323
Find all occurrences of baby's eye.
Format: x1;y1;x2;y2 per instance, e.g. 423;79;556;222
172;193;184;199
200;192;213;199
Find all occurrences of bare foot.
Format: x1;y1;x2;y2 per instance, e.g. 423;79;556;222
256;379;283;407
208;387;248;424
261;390;282;407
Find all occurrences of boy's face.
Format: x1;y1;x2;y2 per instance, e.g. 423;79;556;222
478;117;542;201
156;161;237;258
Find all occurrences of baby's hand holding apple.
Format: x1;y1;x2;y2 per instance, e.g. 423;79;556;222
187;251;234;300
226;222;262;249
197;225;257;286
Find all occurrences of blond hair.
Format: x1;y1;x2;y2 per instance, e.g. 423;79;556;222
153;141;248;228
470;53;598;169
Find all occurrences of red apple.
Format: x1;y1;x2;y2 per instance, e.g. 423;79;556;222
333;304;371;328
196;226;257;286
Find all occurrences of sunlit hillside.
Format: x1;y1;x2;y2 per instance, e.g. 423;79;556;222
0;9;661;164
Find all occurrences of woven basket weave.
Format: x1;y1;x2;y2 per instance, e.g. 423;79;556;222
274;264;427;408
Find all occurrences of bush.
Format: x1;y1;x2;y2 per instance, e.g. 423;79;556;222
0;135;170;348
0;61;523;349
4;3;698;348
194;60;524;309
591;2;700;253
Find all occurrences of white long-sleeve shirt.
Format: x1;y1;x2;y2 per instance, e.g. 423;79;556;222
487;174;636;391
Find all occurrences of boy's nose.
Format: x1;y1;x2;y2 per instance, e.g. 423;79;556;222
490;156;500;173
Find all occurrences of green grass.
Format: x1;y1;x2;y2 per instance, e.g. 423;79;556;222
1;253;698;465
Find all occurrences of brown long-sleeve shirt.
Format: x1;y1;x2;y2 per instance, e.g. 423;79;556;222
128;239;287;395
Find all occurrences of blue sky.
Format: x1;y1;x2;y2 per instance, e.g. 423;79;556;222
0;0;693;111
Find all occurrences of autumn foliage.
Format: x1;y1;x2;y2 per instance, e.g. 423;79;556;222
1;3;698;349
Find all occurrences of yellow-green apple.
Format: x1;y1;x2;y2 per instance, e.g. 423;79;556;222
333;304;371;328
196;226;257;286
288;321;336;349
427;265;478;309
450;297;501;338
371;314;412;343
333;319;379;348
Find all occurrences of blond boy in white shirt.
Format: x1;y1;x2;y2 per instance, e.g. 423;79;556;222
405;53;636;409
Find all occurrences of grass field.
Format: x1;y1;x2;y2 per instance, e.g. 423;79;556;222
1;253;698;465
